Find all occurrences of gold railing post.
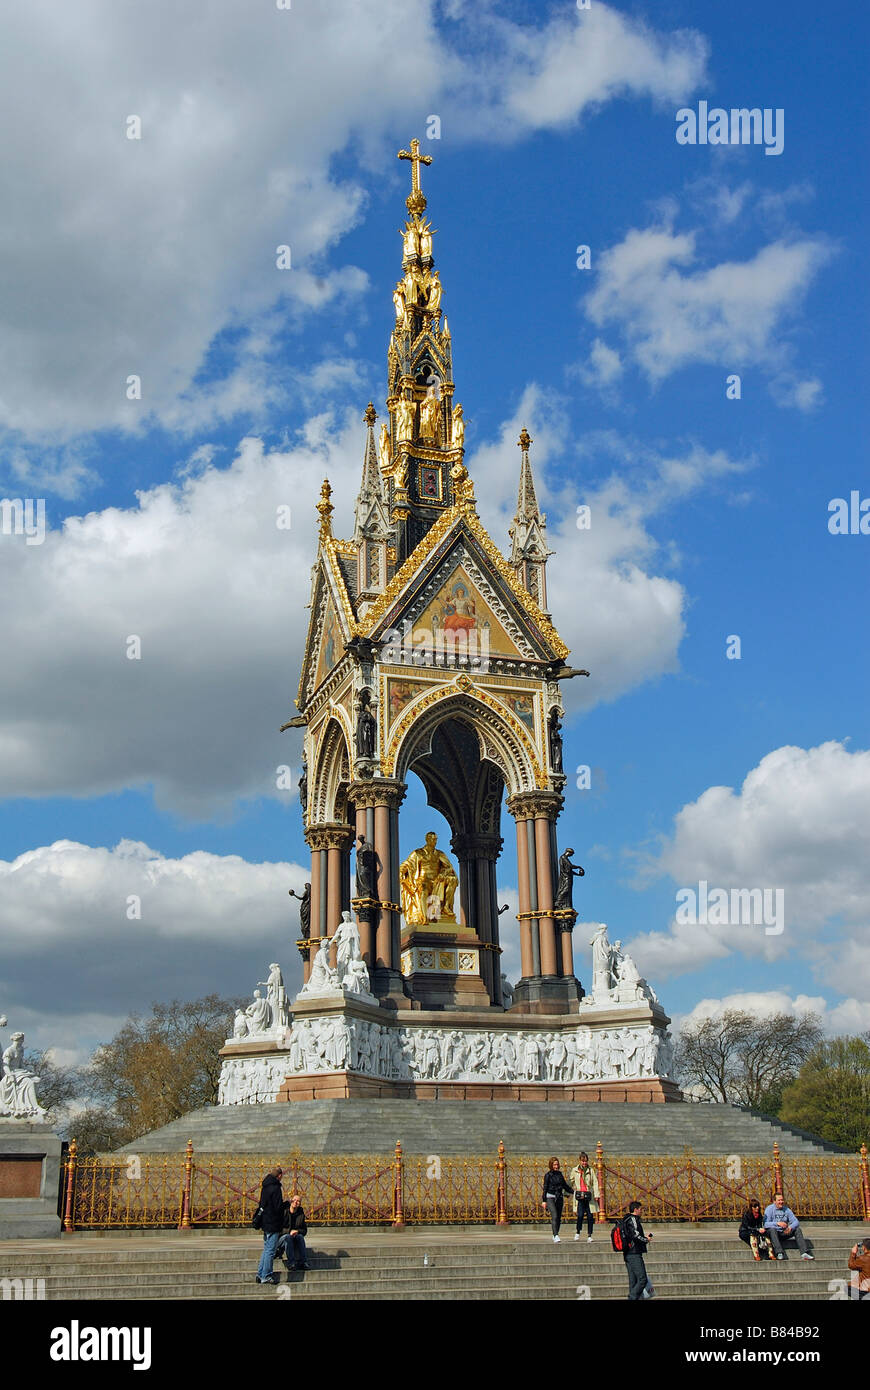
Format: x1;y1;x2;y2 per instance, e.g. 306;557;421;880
859;1144;870;1223
496;1139;510;1226
392;1140;406;1230
62;1139;78;1233
178;1139;194;1230
772;1141;783;1199
595;1140;607;1222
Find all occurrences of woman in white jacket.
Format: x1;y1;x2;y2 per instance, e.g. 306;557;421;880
569;1152;599;1242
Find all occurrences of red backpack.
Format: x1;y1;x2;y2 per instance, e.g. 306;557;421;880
611;1217;634;1253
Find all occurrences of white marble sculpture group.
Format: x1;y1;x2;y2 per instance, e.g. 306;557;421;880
0;1017;46;1119
585;924;659;1007
297;912;375;1002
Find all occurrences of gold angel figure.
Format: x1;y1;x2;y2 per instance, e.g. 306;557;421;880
419;385;441;440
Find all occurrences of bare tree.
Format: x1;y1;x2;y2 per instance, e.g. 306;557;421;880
676;1009;822;1107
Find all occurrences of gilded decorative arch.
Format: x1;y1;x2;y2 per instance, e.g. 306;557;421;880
384;679;545;793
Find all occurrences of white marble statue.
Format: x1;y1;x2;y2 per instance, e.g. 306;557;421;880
501;975;514;1009
244;989;272;1035
259;963;290;1029
232;1009;249;1039
299;938;341;997
333;911;375;998
589;923;616;999
0;1030;46;1119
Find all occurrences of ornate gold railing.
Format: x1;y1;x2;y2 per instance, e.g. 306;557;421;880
61;1138;870;1231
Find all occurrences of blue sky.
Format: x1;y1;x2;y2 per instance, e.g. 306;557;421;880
0;0;867;1066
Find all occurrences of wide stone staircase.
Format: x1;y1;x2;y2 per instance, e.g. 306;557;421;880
125;1099;839;1156
1;1226;860;1301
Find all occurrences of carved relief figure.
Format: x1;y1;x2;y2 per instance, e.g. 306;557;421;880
355;689;377;759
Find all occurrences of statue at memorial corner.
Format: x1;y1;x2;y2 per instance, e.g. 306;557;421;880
289;882;311;938
378;422;392;471
0;1029;46;1119
547;708;564;774
554;847;585;910
399;831;459;926
355;689;377;760
451;402;465;449
355;834;376;899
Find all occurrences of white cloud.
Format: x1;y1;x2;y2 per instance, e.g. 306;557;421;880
573;338;624;392
626;742;870;998
0;1;707;445
770;375;825;412
583;224;832;398
0;839;307;1051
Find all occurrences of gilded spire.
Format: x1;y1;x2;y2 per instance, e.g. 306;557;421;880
514;428;542;526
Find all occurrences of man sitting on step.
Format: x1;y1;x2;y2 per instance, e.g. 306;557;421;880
762;1193;814;1261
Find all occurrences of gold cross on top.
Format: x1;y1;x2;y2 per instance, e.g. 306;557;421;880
397;138;432;197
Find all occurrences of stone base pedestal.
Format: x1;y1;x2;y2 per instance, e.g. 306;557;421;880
399;928;492;1010
0;1121;62;1238
511;974;583;1015
278;1074;681;1102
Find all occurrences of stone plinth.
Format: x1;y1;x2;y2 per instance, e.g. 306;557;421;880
0;1121;62;1238
217;996;679;1106
399;926;492;1010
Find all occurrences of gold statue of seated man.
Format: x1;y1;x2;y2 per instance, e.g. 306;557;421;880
399;831;459;926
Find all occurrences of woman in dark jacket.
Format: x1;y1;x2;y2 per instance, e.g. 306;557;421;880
739;1198;773;1261
541;1158;574;1242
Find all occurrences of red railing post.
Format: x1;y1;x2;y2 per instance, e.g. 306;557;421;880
496;1139;510;1226
62;1139;78;1233
392;1140;406;1230
178;1139;194;1230
595;1140;607;1223
859;1144;870;1223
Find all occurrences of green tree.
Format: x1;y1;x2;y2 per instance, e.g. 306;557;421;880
78;994;237;1148
780;1035;870;1151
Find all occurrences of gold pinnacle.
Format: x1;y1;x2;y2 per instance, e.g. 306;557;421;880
518;427;533;451
398;137;432;214
364;402;377;426
316;478;334;534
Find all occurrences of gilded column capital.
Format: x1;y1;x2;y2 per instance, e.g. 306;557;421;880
305;822;354;852
507;790;564;822
348;778;407;811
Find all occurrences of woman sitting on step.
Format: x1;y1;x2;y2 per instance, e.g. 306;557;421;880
738;1199;773;1261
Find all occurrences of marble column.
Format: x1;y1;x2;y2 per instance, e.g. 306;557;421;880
507;790;578;1013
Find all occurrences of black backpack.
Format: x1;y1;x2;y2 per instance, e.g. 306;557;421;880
251;1205;264;1231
